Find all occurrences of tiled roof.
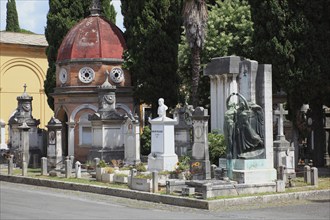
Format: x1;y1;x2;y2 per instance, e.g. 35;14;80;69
0;31;48;47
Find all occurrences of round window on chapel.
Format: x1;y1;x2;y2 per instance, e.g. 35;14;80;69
78;67;95;83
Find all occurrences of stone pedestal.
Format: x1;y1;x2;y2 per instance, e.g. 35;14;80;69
274;137;295;173
148;116;178;171
18;122;30;172
232;159;277;184
190;107;211;180
46;117;63;169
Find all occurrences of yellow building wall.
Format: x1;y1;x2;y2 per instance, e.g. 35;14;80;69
0;43;54;142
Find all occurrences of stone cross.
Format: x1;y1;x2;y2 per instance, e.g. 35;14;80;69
274;103;288;137
23;83;27;93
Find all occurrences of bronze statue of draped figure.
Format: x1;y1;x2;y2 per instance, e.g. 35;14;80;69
224;93;265;159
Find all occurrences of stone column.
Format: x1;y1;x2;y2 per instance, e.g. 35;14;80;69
203;56;241;133
216;75;223;132
18;122;30;176
209;76;217;132
41;157;47;176
67;122;75;157
65;156;71;178
0;119;8;149
190;107;211;180
8;155;14;175
75;161;81;178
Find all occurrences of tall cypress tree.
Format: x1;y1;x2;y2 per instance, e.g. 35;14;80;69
44;0;116;110
249;0;330;166
6;0;20;32
122;0;183;114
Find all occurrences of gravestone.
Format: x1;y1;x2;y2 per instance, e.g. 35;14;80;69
46;117;63;169
148;98;178;171
273;103;295;178
205;56;276;184
124;115;141;165
8;84;41;165
172;104;193;156
190;107;211;180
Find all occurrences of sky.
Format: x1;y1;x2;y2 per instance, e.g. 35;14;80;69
0;0;124;34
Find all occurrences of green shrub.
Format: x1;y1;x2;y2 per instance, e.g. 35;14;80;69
97;160;107;168
208;130;226;166
140;126;151;155
135;162;147;172
135;173;152;179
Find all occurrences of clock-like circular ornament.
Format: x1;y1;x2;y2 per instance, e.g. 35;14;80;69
79;67;95;83
110;67;124;83
59;68;68;84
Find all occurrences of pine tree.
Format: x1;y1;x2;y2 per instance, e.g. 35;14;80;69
122;0;183;114
6;0;20;32
44;0;116;110
101;0;116;23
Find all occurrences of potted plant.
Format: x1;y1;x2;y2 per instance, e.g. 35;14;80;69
96;160;106;181
130;173;153;192
101;167;115;183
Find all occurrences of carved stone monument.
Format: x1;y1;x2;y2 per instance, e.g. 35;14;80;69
46;117;63;169
273;103;295;178
190;107;211;180
148;98;178;171
8;84;41;165
205;56;276;184
124;115;141;165
89;71;127;161
172;103;193;156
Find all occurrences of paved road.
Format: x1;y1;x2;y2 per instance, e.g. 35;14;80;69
1;181;329;220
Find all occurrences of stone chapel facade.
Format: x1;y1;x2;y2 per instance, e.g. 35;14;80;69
53;5;134;162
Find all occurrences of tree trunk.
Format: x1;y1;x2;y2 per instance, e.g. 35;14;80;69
191;46;201;108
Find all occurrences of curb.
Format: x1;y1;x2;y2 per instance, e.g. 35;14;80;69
1;174;329;210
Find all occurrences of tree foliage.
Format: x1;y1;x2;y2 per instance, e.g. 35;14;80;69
208;131;226;166
44;0;116;110
122;0;183;114
6;0;20;32
178;0;253;106
249;0;330;166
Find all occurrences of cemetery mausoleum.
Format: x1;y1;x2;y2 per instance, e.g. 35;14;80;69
53;5;134;162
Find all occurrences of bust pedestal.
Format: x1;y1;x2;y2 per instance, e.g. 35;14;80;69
148;116;178;171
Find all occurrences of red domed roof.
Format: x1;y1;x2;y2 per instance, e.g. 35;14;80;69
57;16;126;62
